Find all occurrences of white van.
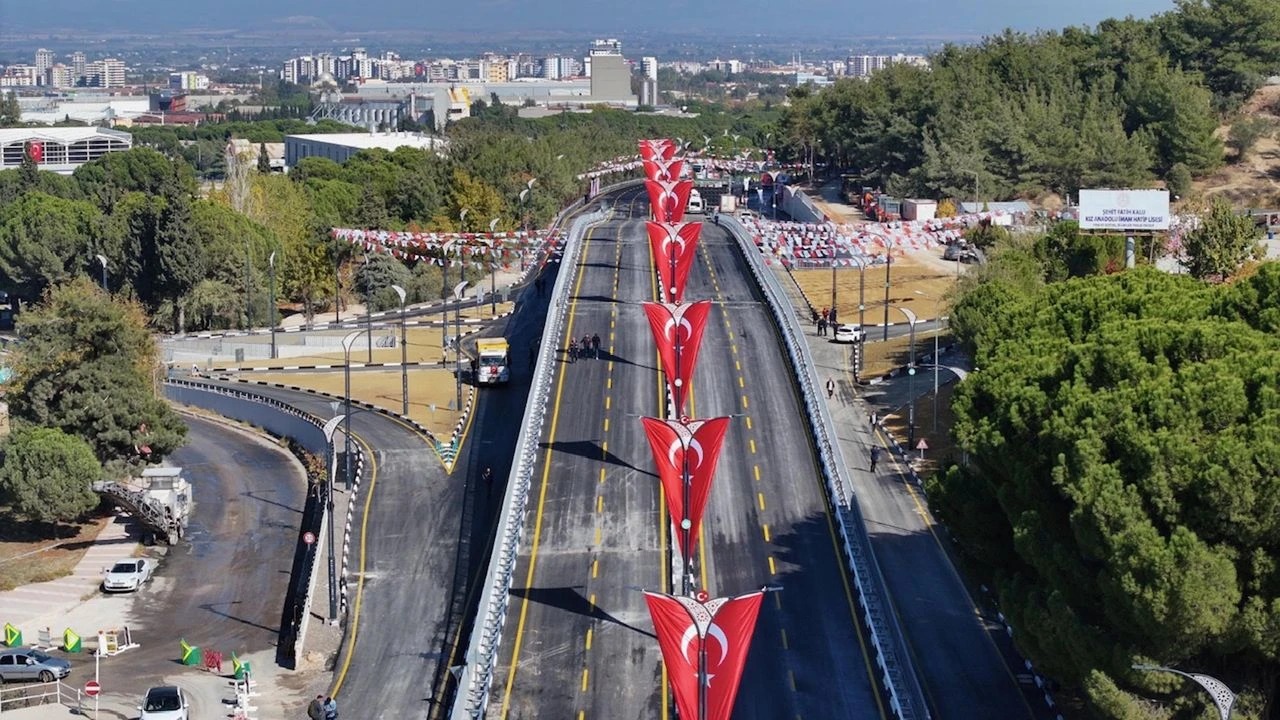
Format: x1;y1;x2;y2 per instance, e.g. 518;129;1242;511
686;189;705;214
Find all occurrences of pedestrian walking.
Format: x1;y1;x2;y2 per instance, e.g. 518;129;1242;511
568;339;578;363
581;334;592;360
870;446;882;473
821;306;829;323
307;695;325;720
818;317;828;337
829;307;838;324
811;308;820;325
323;696;338;720
826;377;836;399
591;333;601;359
482;467;494;486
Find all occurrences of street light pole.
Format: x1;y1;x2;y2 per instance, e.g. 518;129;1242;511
341;330;367;492
94;254;108;292
881;237;895;341
391;284;408;416
268;251;277;360
1131;665;1236;720
363;251;373;363
899;308;918;448
452;281;469;412
489;218;501;316
321;415;345;625
850;256;867;330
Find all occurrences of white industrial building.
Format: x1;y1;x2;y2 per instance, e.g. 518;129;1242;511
284;132;447;167
0;127;133;174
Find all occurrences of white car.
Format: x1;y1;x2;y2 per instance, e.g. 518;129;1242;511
833;324;865;344
102;558;154;593
138;685;189;720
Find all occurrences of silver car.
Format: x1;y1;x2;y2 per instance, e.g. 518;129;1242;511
0;648;72;683
138;685;190;720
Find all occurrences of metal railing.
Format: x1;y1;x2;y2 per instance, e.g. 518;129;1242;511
450;205;611;718
0;679;83;714
721;216;931;720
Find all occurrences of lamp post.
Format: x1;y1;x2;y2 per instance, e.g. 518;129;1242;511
340;330;367;492
244;241;254;331
1131;665;1236;720
391;284;408;416
898;307;918;448
850;256;868;330
94;254;108;292
452;281;469;412
488;217;501;316
362;251;373;363
321;415;345;624
913;290;943;433
880;235;896;341
268;251;277;359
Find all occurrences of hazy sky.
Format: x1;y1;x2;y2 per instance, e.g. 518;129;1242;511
1;0;1176;36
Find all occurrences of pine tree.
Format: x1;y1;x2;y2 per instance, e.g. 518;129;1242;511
256;142;272;174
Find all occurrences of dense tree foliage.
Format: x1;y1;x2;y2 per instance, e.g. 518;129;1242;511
8;278;186;470
934;265;1280;717
1182;199;1264;280
777;0;1280;198
0;426;101;524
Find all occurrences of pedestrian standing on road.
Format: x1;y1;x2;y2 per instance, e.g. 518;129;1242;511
870;446;882;473
591;333;601;359
821;306;829;323
307;695;324;720
568;339;578;363
323;696;338;720
826;377;836;399
581;334;592;360
818;317;827;337
811;308;819;325
829;306;838;324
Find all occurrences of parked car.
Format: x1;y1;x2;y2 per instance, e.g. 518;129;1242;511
138;685;190;720
0;648;72;683
102;558;154;593
834;324;865;344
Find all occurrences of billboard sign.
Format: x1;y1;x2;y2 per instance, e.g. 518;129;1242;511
1079;189;1170;231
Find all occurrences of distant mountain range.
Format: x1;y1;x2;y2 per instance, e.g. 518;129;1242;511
0;0;1175;37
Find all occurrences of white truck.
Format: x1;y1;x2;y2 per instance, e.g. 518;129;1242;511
475;338;511;385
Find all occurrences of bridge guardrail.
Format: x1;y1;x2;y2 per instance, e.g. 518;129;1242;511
450;203;614;719
721;216;931;720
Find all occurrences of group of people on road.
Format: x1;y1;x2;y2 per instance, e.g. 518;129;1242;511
812;305;838;336
567;333;603;363
307;695;338;720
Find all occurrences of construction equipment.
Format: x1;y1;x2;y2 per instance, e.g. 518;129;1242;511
93;467;192;546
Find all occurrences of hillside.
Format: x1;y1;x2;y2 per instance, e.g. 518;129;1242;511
1195;84;1280;207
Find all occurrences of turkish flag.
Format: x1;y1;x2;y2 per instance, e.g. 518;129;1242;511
644;591;765;720
640;416;731;561
639;139;676;162
26;141;43;163
645;180;693;223
646;222;702;303
643;158;685;183
642;301;711;417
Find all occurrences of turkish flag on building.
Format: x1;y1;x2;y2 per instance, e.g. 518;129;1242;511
643;157;685;183
642;301;712;417
640;416;731;561
644;590;764;720
645;179;693;223
26;141;43;163
646;222;702;303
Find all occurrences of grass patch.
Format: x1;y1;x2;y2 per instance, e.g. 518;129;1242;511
792;254;960;323
0;512;112;592
860;330;954;379
880;382;960;477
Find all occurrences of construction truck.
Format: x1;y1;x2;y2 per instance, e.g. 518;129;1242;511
93;467;192;545
475;338;511;385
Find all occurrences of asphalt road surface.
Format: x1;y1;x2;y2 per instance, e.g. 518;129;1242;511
492;188;885;720
82;414;306;696
194;378;456;719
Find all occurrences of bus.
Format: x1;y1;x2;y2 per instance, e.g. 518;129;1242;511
475;338;511;385
686;188;705;214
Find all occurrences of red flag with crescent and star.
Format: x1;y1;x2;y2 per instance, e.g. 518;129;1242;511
639;139;677;162
645;179;693;223
646;221;702;303
643;157;685;183
26;141;43;163
642;301;711;417
639;416;731;561
644;590;764;720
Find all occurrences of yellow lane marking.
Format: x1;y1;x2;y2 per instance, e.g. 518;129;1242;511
781;628;789;650
594;527;602;545
603;418;609;432
735;360;741;371
754;465;761;482
605;396;611;410
775;593;782;610
329;434;379;697
596;496;603;513
768;556;777;574
757;493;766;511
585;628;593;651
738;376;745;388
599;468;606;484
749;439;757;454
592;558;599;578
497;227;594;719
763;524;771;542
741;395;749;410
581;668;589;692
789;670;797;692
746;417;752;431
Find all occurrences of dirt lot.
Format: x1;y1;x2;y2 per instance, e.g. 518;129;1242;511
880;381;959;478
861;329;954;379
242;368;466;437
791;250;963;324
0;513;112;591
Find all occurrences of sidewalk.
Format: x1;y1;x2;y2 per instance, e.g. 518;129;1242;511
0;513;140;630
